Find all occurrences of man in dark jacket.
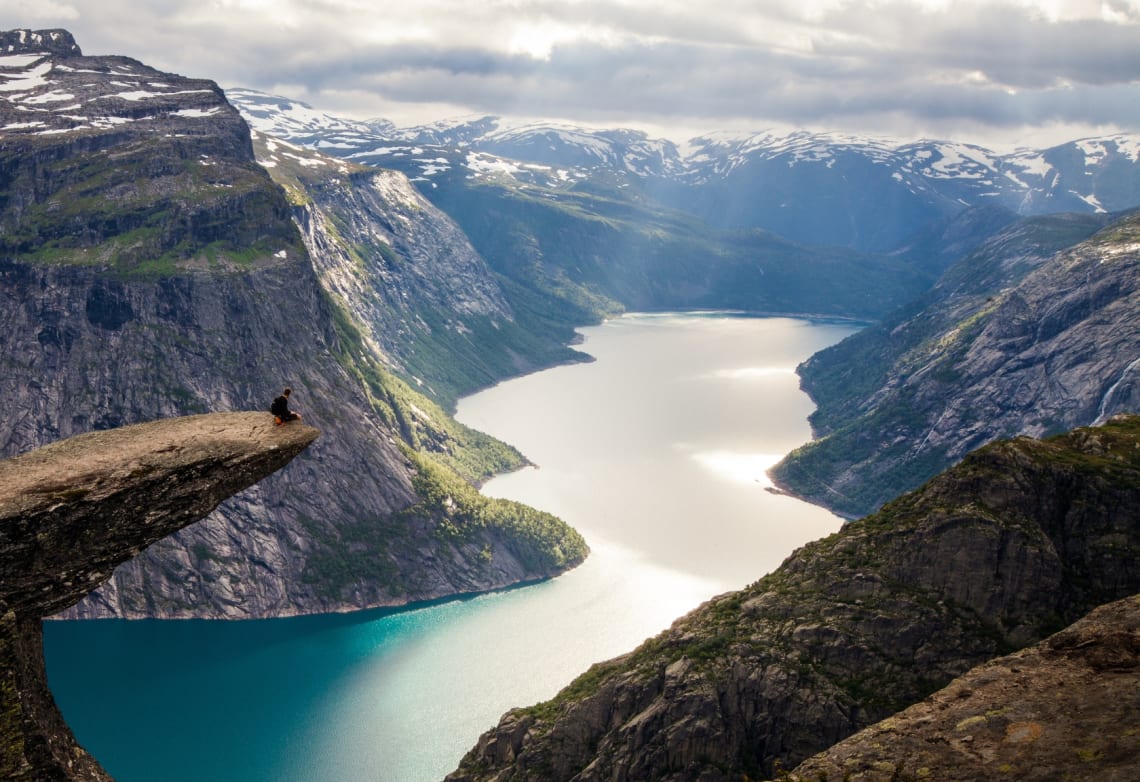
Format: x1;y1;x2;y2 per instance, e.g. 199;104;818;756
270;387;302;424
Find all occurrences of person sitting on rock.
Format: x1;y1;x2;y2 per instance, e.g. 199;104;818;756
270;387;302;425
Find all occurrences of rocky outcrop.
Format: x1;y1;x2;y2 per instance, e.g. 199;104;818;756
0;29;586;619
774;209;1137;517
0;29;80;57
0;412;317;782
785;594;1140;782
447;416;1140;781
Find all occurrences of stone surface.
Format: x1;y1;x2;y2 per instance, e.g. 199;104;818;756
786;595;1140;782
447;416;1140;782
0;412;316;782
0;412;318;618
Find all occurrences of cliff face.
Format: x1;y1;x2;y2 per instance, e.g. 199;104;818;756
773;209;1137;517
448;416;1140;781
787;594;1140;782
253;132;585;408
0;29;586;619
0;412;317;782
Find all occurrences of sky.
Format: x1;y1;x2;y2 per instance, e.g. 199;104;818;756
7;0;1140;148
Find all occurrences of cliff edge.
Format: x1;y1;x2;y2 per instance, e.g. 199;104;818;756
0;412;317;781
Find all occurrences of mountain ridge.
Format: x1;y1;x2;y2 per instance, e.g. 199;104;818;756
228;88;1140;252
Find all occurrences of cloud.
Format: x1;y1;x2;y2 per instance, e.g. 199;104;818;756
10;0;1140;144
0;0;79;20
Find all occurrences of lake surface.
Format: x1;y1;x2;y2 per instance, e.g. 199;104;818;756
44;313;857;782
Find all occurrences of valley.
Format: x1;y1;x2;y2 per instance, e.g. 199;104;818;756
1;24;1137;782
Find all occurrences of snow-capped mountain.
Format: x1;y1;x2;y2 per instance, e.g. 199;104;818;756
226;88;1140;252
673;131;1140;249
227;89;687;188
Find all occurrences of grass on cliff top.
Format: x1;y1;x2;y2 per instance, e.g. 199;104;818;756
2;142;298;277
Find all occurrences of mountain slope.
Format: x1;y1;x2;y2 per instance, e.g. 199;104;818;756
787;594;1140;782
0;29;585;619
772;209;1137;517
252;132;585;408
447;416;1140;781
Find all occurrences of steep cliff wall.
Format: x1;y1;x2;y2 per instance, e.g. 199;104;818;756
0;29;585;619
0;412;317;782
253;132;585;408
448;416;1140;781
773;210;1138;517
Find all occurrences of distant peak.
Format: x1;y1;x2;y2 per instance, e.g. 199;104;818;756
0;28;82;57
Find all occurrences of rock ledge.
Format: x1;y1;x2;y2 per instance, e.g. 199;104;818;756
0;412;317;781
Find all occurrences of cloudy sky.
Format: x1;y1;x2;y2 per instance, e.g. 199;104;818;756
9;0;1140;147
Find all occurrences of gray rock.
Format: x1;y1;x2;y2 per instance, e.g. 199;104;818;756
774;210;1139;517
252;132;579;406
786;594;1140;782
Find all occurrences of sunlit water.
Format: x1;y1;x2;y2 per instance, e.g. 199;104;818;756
44;313;857;782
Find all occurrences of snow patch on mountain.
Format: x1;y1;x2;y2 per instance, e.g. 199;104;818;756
225;88;1140;229
0;58;50;91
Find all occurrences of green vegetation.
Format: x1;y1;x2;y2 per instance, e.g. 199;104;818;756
773;388;956;518
1088;210;1140;247
299;293;588;601
0;137;299;277
399;451;587;572
300;448;588;601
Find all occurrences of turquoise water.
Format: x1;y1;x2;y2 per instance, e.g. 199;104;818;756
44;313;857;782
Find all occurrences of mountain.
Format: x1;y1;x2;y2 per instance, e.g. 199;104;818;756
0;29;585;619
228;91;942;324
772;208;1138;517
447;416;1140;781
666;131;1140;251
228;90;1140;254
